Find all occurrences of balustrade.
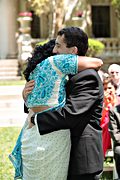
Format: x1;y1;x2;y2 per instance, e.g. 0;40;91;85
97;38;120;58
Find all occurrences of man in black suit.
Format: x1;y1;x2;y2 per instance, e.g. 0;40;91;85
109;104;120;179
23;27;104;180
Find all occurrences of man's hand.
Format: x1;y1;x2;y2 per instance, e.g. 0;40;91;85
27;110;35;129
28;118;35;129
22;80;35;101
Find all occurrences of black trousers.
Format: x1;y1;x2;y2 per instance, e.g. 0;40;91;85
114;152;120;178
67;171;103;180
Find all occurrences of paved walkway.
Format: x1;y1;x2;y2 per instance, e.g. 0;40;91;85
0;85;27;127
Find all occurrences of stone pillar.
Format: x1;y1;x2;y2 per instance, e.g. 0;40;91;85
17;12;33;60
40;14;48;38
0;0;17;59
117;19;120;38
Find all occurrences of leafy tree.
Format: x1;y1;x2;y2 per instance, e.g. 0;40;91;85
26;0;65;38
26;0;79;38
111;0;120;19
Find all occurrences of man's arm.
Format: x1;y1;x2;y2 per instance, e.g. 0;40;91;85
35;69;103;135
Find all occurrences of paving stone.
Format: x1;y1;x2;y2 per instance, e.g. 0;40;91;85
0;86;27;127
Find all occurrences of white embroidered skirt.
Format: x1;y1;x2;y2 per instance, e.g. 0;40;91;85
21;114;71;180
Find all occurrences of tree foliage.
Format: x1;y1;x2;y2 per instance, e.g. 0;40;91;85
26;0;79;38
26;0;65;38
26;0;52;15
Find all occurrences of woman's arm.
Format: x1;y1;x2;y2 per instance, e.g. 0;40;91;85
78;56;103;71
52;54;103;74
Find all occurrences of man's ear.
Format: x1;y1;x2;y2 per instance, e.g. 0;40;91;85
72;46;78;54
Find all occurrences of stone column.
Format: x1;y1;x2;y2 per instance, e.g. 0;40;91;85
17;12;33;60
0;0;17;59
117;19;120;37
40;14;48;38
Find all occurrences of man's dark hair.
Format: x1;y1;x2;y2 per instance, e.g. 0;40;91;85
23;39;55;81
57;27;88;56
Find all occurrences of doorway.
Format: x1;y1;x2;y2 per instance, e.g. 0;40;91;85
91;6;110;37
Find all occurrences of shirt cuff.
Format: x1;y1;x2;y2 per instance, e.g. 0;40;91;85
34;114;37;125
34;114;40;134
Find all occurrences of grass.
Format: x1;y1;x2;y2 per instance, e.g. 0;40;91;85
0;127;21;180
0;80;26;86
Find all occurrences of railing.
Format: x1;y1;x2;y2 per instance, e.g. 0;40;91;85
97;38;120;58
31;37;120;60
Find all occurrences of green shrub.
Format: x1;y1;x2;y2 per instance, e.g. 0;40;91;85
36;39;49;46
87;38;105;57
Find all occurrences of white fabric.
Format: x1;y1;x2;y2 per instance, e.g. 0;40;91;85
21;111;71;180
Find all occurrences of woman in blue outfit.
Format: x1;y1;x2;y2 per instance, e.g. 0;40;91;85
9;39;103;180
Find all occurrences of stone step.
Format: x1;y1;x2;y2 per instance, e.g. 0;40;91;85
0;59;20;80
0;60;19;66
0;67;18;71
0;95;21;102
0;71;18;76
0;85;27;126
0;108;27;127
0;85;24;94
0;59;18;63
0;76;21;80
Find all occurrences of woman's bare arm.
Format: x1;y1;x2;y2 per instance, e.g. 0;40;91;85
78;56;103;71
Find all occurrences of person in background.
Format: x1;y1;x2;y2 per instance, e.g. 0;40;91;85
98;70;105;82
109;104;120;179
10;37;103;180
108;64;120;96
100;77;120;157
23;27;104;180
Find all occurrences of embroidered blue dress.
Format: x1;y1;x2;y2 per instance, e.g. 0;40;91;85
9;54;78;180
26;54;78;109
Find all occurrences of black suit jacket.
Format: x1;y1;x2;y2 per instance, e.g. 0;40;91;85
109;105;120;148
34;69;104;175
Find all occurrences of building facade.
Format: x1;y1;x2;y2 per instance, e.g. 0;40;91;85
0;0;120;70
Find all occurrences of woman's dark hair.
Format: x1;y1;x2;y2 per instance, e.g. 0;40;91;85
23;39;55;81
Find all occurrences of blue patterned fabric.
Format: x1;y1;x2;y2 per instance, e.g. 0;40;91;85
53;54;78;74
26;54;78;108
9;54;78;179
9;129;23;179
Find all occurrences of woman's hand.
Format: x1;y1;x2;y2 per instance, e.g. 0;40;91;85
22;80;35;101
104;91;114;108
